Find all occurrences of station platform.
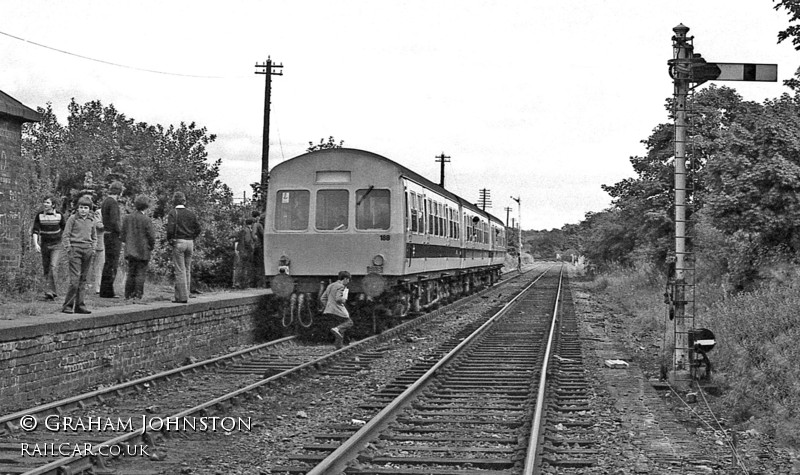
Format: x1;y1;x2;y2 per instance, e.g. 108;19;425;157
0;289;276;411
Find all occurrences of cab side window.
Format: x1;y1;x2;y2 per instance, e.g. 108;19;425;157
356;189;390;230
275;190;310;231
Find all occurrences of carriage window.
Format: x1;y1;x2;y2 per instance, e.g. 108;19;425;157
417;195;425;233
426;199;433;234
438;204;445;237
275;190;310;231
409;192;418;232
356;188;390;230
316;189;349;230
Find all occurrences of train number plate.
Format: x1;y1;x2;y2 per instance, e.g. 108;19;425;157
380;235;391;241
367;265;384;274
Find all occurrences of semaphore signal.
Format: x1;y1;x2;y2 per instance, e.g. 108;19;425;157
666;24;776;389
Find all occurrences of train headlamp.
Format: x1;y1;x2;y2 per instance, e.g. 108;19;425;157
278;255;291;274
372;254;385;266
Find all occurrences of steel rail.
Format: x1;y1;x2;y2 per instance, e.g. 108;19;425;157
305;266;554;475
523;265;564;475
16;267;538;475
5;266;531;431
1;336;297;430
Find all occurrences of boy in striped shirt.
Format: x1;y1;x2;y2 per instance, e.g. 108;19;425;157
32;196;66;300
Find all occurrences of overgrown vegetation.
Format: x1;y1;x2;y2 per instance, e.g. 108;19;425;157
533;7;800;447
16;99;251;293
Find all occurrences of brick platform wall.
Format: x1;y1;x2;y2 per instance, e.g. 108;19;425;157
0;293;276;409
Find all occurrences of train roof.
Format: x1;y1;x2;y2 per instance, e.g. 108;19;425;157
275;148;505;224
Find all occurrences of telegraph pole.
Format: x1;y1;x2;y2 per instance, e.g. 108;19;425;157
511;196;521;270
478;189;492;211
435;152;450;188
255;57;283;199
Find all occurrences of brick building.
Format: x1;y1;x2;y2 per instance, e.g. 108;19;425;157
0;91;42;273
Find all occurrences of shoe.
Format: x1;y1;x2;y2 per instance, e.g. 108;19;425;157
171;300;188;304
44;293;56;301
331;328;344;348
75;308;92;314
61;308;74;314
100;295;120;299
189;294;197;299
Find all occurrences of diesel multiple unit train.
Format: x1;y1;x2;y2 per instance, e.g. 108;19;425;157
264;148;507;319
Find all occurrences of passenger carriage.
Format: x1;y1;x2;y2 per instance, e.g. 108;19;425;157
264;148;506;317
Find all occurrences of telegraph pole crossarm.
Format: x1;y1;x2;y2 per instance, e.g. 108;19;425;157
478;189;492;211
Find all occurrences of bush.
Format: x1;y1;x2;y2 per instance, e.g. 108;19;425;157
709;280;800;446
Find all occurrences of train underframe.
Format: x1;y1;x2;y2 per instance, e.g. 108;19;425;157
275;265;503;339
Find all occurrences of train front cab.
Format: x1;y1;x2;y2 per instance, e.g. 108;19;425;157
264;151;407;309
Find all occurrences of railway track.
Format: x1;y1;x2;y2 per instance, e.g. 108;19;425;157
0;268;538;475
267;265;597;475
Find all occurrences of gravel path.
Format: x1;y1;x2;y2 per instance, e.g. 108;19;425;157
570;279;800;474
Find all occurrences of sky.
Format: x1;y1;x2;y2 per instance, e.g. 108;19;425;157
1;1;798;230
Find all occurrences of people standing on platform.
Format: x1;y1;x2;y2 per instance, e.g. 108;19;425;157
234;217;256;288
166;191;201;303
32;196;66;300
99;181;124;298
252;210;265;287
92;206;105;294
61;195;96;314
320;271;353;349
120;195;155;300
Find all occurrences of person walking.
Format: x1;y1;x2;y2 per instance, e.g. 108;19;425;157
320;271;353;349
120;195;155;300
99;181;124;298
166;191;201;303
61;195;96;314
32;195;66;300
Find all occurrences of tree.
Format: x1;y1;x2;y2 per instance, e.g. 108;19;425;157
703;93;800;251
307;136;344;152
21;99;240;287
774;1;800;90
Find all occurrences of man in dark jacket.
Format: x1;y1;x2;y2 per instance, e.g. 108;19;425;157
99;181;124;298
120;195;155;300
251;210;265;287
166;191;201;303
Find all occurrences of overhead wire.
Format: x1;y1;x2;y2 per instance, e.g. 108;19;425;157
0;29;229;79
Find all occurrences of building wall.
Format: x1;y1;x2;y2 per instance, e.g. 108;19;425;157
0;117;22;272
0;294;276;409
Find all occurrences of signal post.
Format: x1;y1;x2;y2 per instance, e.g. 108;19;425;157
666;24;776;388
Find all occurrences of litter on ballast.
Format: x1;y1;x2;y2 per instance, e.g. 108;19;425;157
604;359;629;369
